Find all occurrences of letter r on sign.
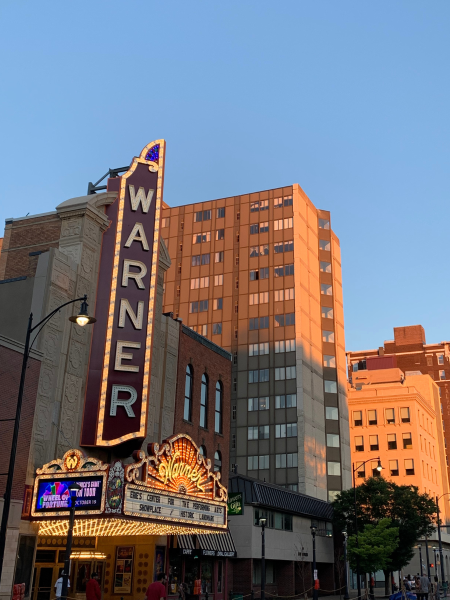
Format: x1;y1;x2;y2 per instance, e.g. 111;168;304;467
110;385;138;417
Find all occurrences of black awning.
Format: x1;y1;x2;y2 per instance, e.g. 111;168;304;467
197;531;236;558
177;534;195;556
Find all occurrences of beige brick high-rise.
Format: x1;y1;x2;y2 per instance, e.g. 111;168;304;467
161;184;350;501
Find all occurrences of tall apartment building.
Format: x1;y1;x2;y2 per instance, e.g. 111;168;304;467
161;184;350;501
347;325;450;481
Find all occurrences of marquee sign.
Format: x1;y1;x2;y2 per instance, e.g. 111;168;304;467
81;140;165;447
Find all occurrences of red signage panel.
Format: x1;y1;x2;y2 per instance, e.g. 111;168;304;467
81;140;165;446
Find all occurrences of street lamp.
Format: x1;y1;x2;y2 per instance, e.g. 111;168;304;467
417;545;423;577
352;457;383;600
0;295;95;584
432;547;439;580
342;531;350;600
436;493;450;585
61;482;82;600
259;519;266;600
311;525;318;600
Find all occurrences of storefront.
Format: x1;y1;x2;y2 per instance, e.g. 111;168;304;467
28;435;234;600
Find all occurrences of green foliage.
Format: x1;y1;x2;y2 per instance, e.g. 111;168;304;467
347;518;399;573
333;477;436;571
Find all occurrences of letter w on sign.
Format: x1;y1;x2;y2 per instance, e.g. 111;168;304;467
129;185;154;213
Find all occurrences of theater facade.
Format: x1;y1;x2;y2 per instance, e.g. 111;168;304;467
0;141;233;600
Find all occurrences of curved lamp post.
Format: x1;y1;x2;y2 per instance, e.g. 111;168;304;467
352;457;383;599
311;524;318;600
0;295;95;585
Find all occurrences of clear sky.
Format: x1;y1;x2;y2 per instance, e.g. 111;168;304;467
0;1;449;352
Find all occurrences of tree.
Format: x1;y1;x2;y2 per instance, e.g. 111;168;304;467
347;518;399;597
333;477;436;594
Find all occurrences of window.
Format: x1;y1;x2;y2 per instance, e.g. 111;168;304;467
260;244;269;255
371;461;381;477
385;408;395;424
176;286;180;297
369;435;379;451
250;201;259;212
214;274;224;286
217;207;225;218
438;354;444;365
213;298;223;310
323;330;335;343
400;407;410;423
201;253;210;265
232;405;236;420
249;292;269;305
276;453;298;468
215;251;224;263
248;369;269;383
276;454;286;468
184;365;193;421
214;381;223;434
355;436;364;452
250;246;259;257
356;462;365;478
286;366;296;379
248;426;258;440
192;232;211;244
275;367;285;381
275;315;284;327
200;374;208;428
274;218;293;230
199;445;206;458
321;284;332;296
389;460;399;477
190;302;198;314
403;432;412;449
213;323;222;335
274;242;284;254
248;397;269;411
258;426;269;439
320;262;332;273
200;300;208;312
249;342;269;356
405;459;415;476
274;264;294;277
324;380;337;393
192;255;201;266
326;407;339;420
249;317;269;330
190;277;209;289
328;461;341;476
275;423;297;438
322;306;333;319
191;324;207;336
353;411;363;426
427;356;433;366
248;456;258;470
319;218;330;230
327;434;340;448
216;229;224;240
440;370;446;380
259;455;269;469
387;433;397;450
274;197;282;208
319;240;330;251
285;313;295;326
275;394;297;408
214;451;221;472
260;222;269;232
250;224;259;235
368;409;377;425
162;217;170;228
284;196;293;206
231;434;236;449
323;355;336;368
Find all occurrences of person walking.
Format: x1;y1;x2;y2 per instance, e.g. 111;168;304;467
145;573;167;600
419;573;430;600
54;570;70;600
86;572;101;600
433;576;440;600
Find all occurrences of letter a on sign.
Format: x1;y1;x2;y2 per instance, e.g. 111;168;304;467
81;140;166;447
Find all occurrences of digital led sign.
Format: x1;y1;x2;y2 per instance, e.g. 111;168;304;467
34;476;104;513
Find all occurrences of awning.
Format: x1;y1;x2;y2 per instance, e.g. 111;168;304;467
176;532;237;558
177;535;196;556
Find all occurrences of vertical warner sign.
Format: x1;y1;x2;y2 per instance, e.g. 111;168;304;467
81;140;165;446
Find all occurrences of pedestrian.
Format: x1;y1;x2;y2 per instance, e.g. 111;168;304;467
145;573;167;600
433;576;440;600
420;573;430;600
86;572;101;600
54;571;70;600
178;582;186;600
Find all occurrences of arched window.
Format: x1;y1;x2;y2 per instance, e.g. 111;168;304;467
200;373;208;428
199;445;207;458
215;381;223;434
184;365;193;421
214;451;222;473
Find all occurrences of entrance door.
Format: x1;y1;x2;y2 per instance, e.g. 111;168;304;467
215;560;224;600
33;567;53;600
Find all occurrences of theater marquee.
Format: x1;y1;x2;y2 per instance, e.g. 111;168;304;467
81;140;165;447
31;435;228;537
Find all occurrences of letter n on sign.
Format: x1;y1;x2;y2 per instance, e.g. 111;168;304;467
81;140;166;447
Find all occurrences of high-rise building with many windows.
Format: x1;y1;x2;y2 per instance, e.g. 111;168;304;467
161;184;350;501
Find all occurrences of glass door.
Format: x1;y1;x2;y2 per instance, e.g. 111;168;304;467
32;566;53;600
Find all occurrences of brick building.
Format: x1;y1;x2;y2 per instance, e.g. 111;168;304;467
161;184;350;502
347;325;450;481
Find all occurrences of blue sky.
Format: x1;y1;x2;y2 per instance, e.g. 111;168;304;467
0;1;449;351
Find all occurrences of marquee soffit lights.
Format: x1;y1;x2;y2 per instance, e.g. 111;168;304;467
70;552;107;560
38;518;226;538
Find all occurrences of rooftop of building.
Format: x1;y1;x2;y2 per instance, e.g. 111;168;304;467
228;473;333;521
